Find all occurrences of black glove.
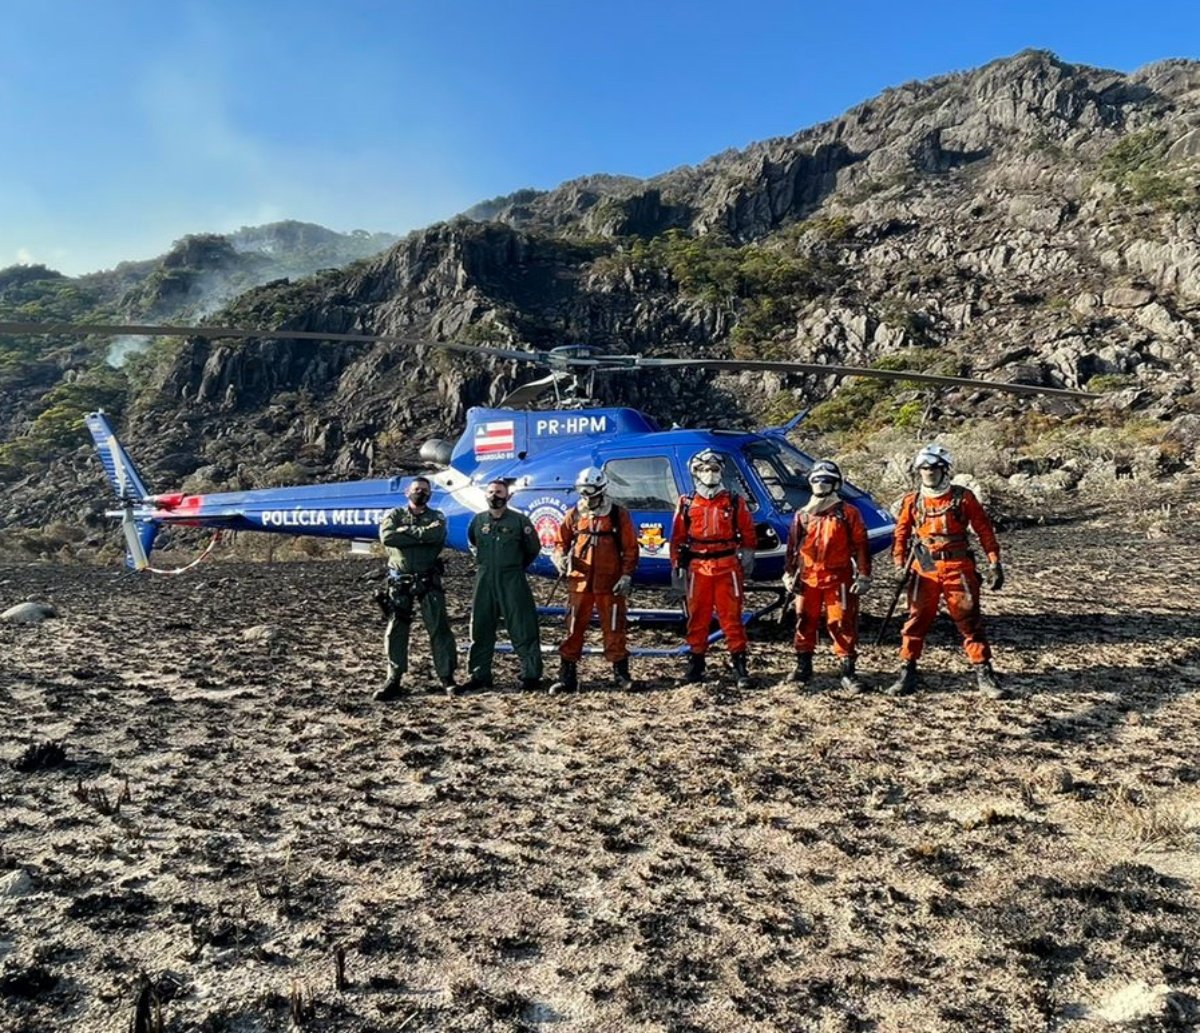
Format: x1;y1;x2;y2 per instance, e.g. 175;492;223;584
989;561;1005;592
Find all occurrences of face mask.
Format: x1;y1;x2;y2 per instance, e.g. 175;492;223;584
408;490;431;506
696;469;722;488
582;491;604;510
810;478;835;497
486;494;508;510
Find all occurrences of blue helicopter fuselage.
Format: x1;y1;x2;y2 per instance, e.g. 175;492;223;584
99;406;896;582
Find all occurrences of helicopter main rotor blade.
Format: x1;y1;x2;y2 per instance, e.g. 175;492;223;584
0;321;543;364
612;357;1094;400
0;321;1094;399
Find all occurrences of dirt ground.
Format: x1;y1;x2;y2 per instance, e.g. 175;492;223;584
2;513;1200;1033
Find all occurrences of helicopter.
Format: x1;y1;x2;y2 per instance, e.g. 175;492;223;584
3;321;1093;600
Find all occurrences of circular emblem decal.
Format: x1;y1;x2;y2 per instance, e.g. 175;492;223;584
525;495;569;553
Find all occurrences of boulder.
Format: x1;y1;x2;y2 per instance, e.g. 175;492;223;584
1102;286;1155;309
1;602;58;624
0;870;32;898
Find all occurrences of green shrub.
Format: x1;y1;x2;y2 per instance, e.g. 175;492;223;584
1086;373;1136;392
892;399;925;429
1099;130;1168;183
804;350;951;434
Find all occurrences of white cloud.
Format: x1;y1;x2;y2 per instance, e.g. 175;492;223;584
16;247;35;265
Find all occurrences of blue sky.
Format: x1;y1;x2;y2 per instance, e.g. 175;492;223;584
1;0;1196;275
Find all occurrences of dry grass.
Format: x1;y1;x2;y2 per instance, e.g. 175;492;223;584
1084;785;1200;851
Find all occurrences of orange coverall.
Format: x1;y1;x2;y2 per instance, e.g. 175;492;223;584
557;504;639;663
785;503;871;659
892;486;1000;664
670;492;757;654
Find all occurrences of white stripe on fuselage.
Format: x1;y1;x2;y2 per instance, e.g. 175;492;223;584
429;468;490;515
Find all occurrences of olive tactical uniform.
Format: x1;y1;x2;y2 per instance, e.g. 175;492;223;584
466;508;543;683
380;506;456;683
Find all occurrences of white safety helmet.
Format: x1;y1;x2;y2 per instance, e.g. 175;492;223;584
912;443;953;471
808;459;843;488
575;466;608;499
689;450;725;476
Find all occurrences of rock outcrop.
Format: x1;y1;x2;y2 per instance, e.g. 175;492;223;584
4;50;1200;538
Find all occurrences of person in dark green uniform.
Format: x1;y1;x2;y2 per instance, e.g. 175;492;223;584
375;476;458;701
463;479;544;691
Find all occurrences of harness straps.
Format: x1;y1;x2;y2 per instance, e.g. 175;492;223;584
914;485;972;558
914;484;966;524
679;492;746;549
571;504;625;561
794;501;848;540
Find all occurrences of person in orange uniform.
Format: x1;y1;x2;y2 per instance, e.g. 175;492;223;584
888;444;1007;698
670;450;758;689
549;467;640;693
782;460;872;693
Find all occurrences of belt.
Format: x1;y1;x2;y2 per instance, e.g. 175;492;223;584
688;547;738;560
926;544;972;561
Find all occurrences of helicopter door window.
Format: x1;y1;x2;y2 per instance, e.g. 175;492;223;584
602;457;679;512
745;443;811;513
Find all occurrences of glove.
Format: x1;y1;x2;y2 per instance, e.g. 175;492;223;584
613;575;633;597
893;563;909;588
989;560;1004;592
851;575;872;596
553;552;569;576
782;571;796;594
739;549;755;578
671;567;687;593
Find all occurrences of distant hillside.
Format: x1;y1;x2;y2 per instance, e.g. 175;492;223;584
4;51;1200;555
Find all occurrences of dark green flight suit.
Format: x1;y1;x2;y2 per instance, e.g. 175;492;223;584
467;508;543;682
380;505;457;682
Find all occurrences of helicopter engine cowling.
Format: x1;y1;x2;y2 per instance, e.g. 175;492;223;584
419;439;453;467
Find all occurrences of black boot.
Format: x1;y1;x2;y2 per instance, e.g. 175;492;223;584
549;660;578;695
440;675;458;698
839;656;868;694
731;651;752;690
885;660;918;696
460;671;493;693
520;675;544;692
787;652;814;686
612;658;635;690
683;652;706;684
975;661;1010;700
373;670;407;702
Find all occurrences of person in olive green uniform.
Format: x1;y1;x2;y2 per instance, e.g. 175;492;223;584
376;476;457;701
463;479;544;691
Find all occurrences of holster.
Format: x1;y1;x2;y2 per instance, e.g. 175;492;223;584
387;574;418;623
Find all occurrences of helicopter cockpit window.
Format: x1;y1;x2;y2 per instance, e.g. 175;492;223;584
603;457;679;512
744;441;813;513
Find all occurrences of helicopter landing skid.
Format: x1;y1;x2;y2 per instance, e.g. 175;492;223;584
489;585;790;657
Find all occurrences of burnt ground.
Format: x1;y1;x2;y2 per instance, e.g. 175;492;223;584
2;514;1200;1032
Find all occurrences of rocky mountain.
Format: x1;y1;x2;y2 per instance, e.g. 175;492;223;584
4;50;1200;554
